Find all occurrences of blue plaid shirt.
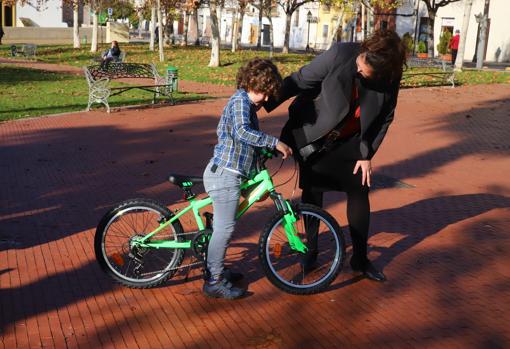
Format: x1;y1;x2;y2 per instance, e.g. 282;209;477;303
211;89;278;177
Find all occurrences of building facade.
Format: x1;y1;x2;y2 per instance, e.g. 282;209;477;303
392;0;509;62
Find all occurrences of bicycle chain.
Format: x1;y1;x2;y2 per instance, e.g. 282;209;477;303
137;230;206;277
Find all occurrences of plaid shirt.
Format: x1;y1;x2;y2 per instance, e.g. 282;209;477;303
212;89;278;177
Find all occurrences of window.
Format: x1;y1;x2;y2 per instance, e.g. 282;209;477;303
322;4;330;13
294;8;299;27
322;24;328;39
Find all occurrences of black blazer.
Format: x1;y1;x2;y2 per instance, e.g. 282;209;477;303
265;42;400;160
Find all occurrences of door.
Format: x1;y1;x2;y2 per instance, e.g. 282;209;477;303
262;24;270;45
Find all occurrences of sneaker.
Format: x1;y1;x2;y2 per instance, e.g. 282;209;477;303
203;277;245;300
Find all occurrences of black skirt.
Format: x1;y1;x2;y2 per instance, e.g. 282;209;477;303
299;135;365;192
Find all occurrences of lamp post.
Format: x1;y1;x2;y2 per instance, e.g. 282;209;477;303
306;10;312;52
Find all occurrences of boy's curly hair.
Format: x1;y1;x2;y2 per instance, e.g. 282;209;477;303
236;58;283;98
360;30;407;82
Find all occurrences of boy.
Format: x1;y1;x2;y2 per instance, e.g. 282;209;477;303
202;58;292;299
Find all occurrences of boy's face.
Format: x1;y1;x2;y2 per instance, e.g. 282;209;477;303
248;91;269;110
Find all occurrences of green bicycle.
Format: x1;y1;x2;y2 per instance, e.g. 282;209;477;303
94;150;345;294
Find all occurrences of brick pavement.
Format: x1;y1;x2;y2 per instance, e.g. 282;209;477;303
1;83;509;348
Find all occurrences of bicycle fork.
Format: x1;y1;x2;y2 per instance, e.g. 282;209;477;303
270;192;308;254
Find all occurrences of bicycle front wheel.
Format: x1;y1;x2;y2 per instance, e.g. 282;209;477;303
94;198;185;288
259;203;345;295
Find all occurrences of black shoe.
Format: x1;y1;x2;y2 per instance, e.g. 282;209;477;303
223;268;244;282
350;259;386;282
301;250;318;273
203;277;245;300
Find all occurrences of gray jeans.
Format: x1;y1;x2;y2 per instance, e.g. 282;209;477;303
203;161;242;278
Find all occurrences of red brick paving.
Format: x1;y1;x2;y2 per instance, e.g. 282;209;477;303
1;77;510;348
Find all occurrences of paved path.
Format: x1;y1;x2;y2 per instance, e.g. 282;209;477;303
1;82;509;348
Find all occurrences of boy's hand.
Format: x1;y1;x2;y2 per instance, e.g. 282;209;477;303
276;141;293;160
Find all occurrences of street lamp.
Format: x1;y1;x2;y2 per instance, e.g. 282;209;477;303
306;10;312;52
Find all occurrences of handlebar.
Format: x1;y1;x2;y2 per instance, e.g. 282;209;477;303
256;147;278;173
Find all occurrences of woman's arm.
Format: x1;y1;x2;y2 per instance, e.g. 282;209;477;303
264;44;340;112
364;84;400;160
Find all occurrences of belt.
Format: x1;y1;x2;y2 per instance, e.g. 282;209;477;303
210;163;243;178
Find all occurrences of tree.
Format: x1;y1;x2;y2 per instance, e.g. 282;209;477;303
73;0;81;48
275;0;315;53
90;0;101;52
231;0;249;51
421;0;462;57
455;0;473;70
208;0;222;67
325;0;401;49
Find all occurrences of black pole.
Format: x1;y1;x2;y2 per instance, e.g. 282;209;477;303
306;20;310;51
412;0;420;56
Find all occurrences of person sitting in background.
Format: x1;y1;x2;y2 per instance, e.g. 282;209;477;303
100;41;121;69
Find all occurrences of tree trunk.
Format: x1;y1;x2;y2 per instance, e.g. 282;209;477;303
91;7;98;52
238;7;245;46
73;0;80;48
183;10;189;46
150;5;156;51
157;0;164;61
282;12;291;54
268;17;274;58
231;9;238;52
257;2;263;49
455;0;473;70
209;0;221;67
426;10;436;57
195;10;200;45
138;12;143;39
327;11;345;49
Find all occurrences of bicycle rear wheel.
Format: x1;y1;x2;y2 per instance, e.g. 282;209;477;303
259;203;345;295
94;198;184;288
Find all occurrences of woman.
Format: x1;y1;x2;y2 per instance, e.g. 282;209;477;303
101;40;121;69
265;30;406;282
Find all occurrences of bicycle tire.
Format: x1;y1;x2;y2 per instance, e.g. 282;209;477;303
94;198;185;288
259;203;345;295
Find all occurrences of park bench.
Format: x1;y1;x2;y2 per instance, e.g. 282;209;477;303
83;62;173;113
91;50;127;64
402;57;455;88
10;44;37;59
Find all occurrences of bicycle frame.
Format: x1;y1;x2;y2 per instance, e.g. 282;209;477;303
136;167;307;253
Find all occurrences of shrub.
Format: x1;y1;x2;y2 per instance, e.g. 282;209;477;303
417;41;427;54
437;30;452;55
402;32;414;54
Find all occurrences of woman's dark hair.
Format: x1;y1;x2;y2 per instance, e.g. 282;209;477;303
236;58;283;98
360;30;407;82
112;40;119;48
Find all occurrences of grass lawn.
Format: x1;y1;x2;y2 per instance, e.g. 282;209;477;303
1;43;508;87
0;64;207;121
1;44;508;121
0;43;315;85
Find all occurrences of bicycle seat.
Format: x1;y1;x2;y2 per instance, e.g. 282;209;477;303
168;174;203;188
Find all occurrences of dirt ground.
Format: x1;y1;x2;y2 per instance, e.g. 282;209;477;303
1;59;510;348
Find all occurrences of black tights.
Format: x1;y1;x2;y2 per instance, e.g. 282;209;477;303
302;187;370;267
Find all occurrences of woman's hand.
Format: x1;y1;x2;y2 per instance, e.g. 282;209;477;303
276;141;293;159
353;160;372;187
